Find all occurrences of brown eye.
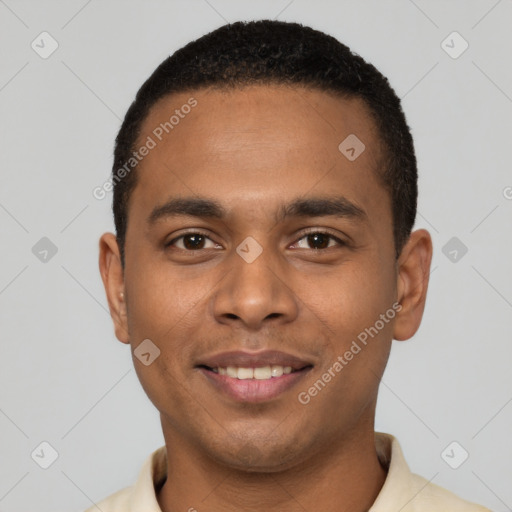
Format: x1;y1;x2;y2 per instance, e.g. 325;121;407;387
167;233;219;251
295;232;344;250
182;234;205;250
307;233;329;249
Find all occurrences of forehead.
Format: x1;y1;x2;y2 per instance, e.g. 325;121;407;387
138;85;382;162
130;85;389;225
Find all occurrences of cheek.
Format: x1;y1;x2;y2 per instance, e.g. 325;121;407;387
301;273;395;419
125;255;200;334
298;258;396;406
124;267;201;410
302;258;395;335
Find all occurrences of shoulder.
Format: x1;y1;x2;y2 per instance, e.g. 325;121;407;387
82;445;166;512
372;433;491;512
408;472;492;511
83;485;133;512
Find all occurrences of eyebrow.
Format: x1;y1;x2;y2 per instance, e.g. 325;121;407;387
148;196;367;225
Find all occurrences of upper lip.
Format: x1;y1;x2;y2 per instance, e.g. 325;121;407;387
197;350;313;371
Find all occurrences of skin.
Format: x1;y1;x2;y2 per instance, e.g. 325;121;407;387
99;85;432;512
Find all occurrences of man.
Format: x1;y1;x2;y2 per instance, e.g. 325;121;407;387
91;20;490;512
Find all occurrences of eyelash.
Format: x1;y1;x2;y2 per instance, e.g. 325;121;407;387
165;229;347;252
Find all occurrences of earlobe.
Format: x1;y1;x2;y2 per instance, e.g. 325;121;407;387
393;229;433;341
99;233;130;344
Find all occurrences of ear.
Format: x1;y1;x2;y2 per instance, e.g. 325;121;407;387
393;229;433;341
99;232;130;344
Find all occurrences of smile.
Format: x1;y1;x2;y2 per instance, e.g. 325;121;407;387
211;365;294;380
198;364;312;403
196;350;314;402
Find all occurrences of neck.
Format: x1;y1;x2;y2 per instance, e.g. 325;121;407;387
156;420;387;512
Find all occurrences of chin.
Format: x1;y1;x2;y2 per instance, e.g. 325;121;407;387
209;434;310;473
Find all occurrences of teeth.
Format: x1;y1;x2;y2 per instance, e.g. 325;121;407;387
237;367;254;380
213;365;296;380
226;366;238;378
254;366;272;379
271;365;283;377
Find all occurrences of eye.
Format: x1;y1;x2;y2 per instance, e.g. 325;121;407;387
165;230;346;252
166;232;220;251
293;231;346;250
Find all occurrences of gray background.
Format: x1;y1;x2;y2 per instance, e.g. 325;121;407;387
1;0;511;511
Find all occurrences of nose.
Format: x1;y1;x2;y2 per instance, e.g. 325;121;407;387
211;242;299;331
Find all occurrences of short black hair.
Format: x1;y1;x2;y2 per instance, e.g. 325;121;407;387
112;20;417;264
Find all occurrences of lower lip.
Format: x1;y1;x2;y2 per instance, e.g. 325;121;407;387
198;367;311;403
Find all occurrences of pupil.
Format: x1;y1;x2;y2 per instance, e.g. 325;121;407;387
308;233;328;249
184;234;204;250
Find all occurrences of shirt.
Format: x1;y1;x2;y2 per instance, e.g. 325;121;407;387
84;432;491;511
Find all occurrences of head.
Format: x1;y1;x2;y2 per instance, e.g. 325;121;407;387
100;20;432;471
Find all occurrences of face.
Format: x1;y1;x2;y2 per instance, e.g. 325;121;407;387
100;85;432;471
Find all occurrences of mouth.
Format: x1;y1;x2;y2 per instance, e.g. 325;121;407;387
196;350;313;403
